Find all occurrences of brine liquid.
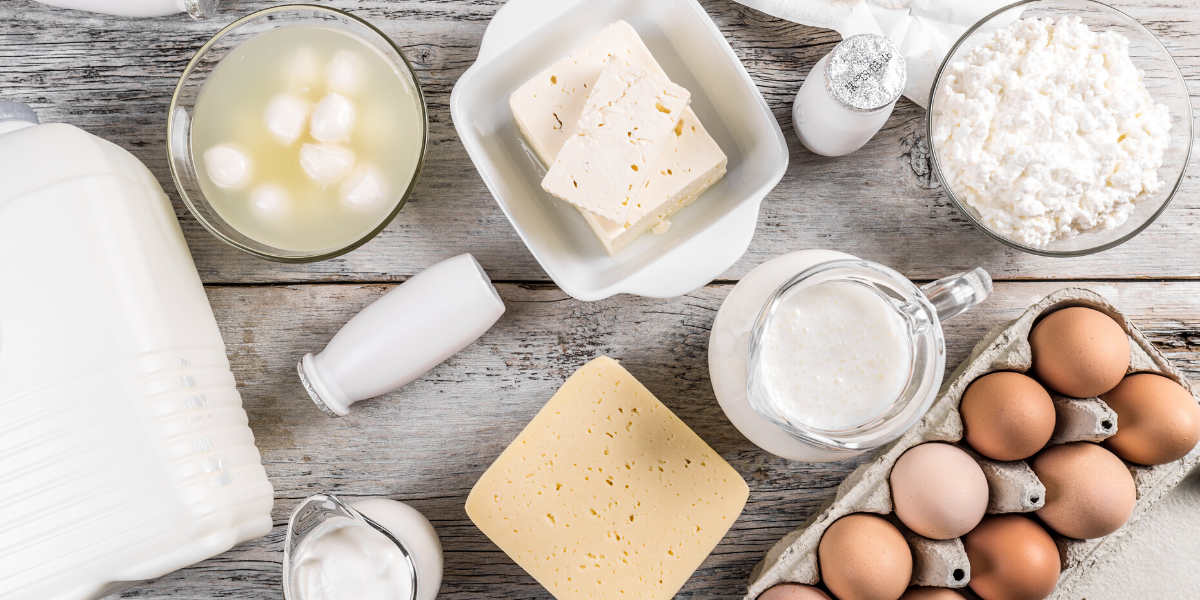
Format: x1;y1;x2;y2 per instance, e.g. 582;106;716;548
191;25;423;253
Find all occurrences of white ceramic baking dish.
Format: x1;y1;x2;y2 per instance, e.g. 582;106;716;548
451;0;788;301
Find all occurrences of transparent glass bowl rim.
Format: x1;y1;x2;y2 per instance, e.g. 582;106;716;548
166;3;430;263
282;493;418;600
746;258;946;451
924;0;1194;258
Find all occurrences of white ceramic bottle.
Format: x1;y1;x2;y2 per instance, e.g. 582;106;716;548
34;0;218;18
299;253;505;416
0;102;274;600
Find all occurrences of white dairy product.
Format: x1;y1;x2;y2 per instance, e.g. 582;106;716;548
310;92;357;143
290;498;443;600
203;142;252;189
286;46;324;92
34;0;217;17
327;49;366;95
709;250;859;461
251;183;292;219
541;61;691;224
0;106;273;599
265;92;312;146
293;518;413;600
300;142;356;185
341;164;389;209
509;20;727;255
931;16;1172;247
756;280;913;430
191;26;424;254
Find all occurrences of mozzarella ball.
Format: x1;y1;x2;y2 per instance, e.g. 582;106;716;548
340;164;390;210
202;143;252;189
327;49;366;95
264;93;311;145
284;46;323;92
249;184;291;220
310;92;357;143
300;143;356;185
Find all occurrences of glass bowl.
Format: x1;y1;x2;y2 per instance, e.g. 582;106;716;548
167;4;428;263
927;0;1192;257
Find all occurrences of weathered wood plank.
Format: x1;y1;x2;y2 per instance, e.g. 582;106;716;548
1;0;1197;284
103;280;1200;599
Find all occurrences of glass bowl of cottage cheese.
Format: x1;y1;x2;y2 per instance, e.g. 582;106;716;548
927;0;1192;256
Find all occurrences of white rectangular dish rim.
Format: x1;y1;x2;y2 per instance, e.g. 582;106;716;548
450;0;788;301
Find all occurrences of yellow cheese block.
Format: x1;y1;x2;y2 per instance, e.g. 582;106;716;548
466;356;749;600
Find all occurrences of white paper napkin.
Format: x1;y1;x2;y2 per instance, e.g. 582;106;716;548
731;0;1010;107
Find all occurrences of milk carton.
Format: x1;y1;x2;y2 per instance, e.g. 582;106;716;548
0;103;274;600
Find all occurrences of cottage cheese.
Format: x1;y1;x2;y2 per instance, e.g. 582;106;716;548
931;16;1171;248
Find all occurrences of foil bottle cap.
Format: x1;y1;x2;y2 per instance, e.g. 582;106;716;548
825;33;907;112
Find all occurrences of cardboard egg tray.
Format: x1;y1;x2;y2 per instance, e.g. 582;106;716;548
745;288;1200;599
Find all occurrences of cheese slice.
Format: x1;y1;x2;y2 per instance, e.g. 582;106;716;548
509;21;727;255
465;356;749;600
579;112;727;254
541;60;690;224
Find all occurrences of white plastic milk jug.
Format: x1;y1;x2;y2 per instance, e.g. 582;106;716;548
0;102;275;600
34;0;218;18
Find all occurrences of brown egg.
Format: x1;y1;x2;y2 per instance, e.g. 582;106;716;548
758;583;832;600
899;588;966;600
1102;373;1200;465
1033;443;1135;539
818;513;912;600
960;372;1056;461
1030;307;1129;398
890;443;989;539
965;515;1060;600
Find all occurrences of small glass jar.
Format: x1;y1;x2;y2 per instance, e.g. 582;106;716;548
284;493;442;600
792;33;906;157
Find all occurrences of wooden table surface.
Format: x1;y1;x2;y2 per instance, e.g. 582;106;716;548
2;0;1198;598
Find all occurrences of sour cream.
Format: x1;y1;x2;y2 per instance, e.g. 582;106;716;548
288;497;442;600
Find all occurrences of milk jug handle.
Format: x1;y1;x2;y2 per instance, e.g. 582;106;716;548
920;267;992;322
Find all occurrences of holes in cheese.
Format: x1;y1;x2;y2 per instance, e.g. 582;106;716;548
465;356;749;600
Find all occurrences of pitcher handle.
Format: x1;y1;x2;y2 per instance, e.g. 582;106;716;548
921;267;992;322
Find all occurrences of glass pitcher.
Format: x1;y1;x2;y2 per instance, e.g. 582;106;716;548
283;494;419;600
746;258;991;458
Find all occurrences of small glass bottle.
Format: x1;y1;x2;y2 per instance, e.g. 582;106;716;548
793;33;906;157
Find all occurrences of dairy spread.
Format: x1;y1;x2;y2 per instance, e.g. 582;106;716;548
931;16;1171;247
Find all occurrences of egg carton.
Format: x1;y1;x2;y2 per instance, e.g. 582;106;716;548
745;288;1200;599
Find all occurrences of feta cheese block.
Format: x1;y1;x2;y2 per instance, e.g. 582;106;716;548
542;59;690;225
509;20;727;254
465;356;749;600
579;112;727;254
